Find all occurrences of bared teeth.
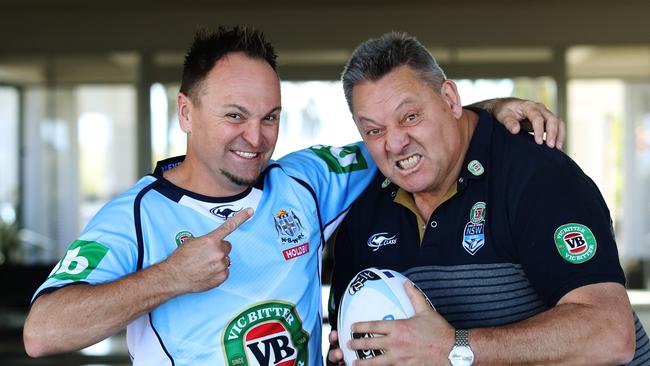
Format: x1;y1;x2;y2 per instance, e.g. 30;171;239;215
397;155;421;169
234;151;258;159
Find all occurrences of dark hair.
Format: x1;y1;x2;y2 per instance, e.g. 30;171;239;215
180;25;278;102
342;31;446;111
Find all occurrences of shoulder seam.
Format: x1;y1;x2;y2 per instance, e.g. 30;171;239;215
133;179;164;272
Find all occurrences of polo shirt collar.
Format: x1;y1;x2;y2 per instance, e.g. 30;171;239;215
457;107;493;189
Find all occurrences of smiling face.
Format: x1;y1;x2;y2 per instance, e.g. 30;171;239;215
351;65;466;195
177;52;281;196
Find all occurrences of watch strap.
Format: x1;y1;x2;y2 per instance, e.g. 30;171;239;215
455;329;470;347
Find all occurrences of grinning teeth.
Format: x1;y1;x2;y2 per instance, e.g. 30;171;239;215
397;155;420;169
234;151;258;159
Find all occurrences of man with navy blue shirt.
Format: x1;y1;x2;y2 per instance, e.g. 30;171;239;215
23;26;563;365
328;32;650;365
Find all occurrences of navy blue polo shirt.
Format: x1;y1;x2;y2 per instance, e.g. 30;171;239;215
329;108;649;363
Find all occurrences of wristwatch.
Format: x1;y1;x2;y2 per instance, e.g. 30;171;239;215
448;329;474;366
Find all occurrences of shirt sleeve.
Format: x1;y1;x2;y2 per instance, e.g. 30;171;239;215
274;141;377;234
32;191;139;302
513;156;625;306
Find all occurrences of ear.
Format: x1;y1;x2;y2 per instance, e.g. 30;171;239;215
177;92;193;133
440;80;463;118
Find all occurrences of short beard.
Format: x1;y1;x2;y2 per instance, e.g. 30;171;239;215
220;169;258;187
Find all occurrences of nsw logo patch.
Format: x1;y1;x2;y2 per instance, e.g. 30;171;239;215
223;302;309;366
273;209;306;245
49;240;109;281
554;223;597;264
462;202;486;255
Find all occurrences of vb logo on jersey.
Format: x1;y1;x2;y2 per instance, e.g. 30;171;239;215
467;160;485;176
223;302;309;366
48;240;109;281
462;202;486;255
309;144;368;173
554;223;597;264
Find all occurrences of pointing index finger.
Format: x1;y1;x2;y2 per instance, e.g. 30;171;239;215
211;207;254;239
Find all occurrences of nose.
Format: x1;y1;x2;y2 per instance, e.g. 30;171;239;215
242;121;262;148
385;126;410;154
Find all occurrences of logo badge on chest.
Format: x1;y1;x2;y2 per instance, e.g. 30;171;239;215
223;302;309;366
273;209;307;245
462;202;486;255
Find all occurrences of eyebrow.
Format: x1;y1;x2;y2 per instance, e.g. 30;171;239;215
266;106;282;115
223;104;282;116
395;97;416;112
223;104;251;116
356;97;416;124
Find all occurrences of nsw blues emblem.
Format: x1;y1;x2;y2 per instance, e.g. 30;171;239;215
462;202;486;255
273;209;306;244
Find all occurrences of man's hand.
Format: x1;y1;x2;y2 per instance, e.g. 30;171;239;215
472;97;566;149
332;282;455;365
492;98;565;148
162;207;253;294
328;330;345;365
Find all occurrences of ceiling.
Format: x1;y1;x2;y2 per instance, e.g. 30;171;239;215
0;0;649;54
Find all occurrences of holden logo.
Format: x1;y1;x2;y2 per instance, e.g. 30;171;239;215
210;204;242;220
367;232;398;252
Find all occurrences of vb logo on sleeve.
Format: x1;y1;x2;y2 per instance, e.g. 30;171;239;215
554;223;597;264
48;240;110;281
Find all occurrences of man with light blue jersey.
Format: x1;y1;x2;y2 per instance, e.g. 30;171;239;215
23;26;562;365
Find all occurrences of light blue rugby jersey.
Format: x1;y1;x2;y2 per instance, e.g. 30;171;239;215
33;142;375;366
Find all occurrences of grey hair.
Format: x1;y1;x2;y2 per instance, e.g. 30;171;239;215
342;31;446;111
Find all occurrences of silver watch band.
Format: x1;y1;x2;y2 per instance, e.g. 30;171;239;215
455;329;470;347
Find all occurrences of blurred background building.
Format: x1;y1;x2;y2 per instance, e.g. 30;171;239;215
0;0;649;364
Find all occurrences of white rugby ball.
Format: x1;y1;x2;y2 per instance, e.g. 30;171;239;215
337;268;415;364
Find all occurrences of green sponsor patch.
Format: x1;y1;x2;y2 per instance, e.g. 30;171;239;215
175;230;194;246
554;223;597;264
470;202;486;223
223;301;309;366
49;240;109;281
467;160;484;176
309;144;368;173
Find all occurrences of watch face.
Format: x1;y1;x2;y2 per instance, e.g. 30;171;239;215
449;345;474;366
